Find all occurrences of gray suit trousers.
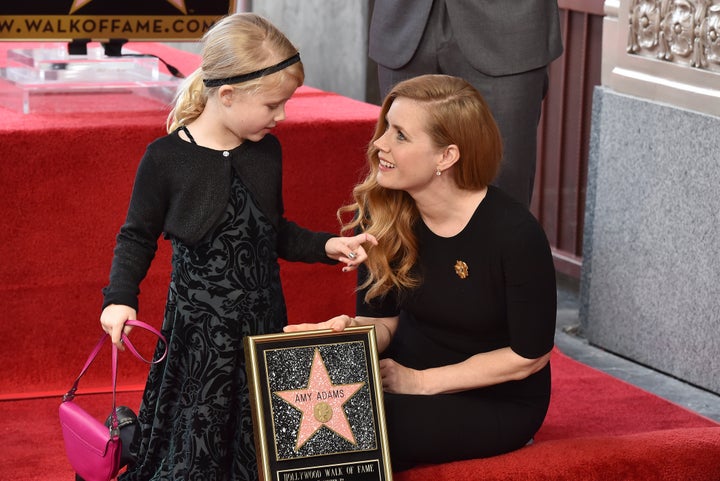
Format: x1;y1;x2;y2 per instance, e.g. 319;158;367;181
375;1;551;207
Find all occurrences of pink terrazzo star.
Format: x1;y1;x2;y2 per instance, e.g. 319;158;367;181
275;349;365;451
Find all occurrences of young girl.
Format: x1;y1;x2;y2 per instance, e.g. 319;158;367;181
100;13;375;481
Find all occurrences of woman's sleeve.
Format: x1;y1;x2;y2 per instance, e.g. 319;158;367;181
503;216;557;359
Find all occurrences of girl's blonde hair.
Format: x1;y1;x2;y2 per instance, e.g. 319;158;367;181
167;13;304;133
340;74;503;301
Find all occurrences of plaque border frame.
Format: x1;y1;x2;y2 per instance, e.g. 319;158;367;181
244;326;393;481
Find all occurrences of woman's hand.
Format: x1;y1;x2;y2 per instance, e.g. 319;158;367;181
379;358;427;394
325;232;378;272
283;314;354;333
100;304;137;349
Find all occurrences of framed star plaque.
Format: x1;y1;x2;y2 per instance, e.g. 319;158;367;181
244;326;393;481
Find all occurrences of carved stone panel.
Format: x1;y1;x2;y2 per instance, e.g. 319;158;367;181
628;0;720;71
603;0;720;116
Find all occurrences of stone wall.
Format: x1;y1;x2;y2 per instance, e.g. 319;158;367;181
581;0;720;395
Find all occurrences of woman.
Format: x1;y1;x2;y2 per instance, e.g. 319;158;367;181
286;74;557;470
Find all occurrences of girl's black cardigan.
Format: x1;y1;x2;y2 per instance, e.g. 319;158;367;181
102;131;335;311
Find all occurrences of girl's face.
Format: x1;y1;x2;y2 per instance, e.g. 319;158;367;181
373;98;444;194
225;79;298;142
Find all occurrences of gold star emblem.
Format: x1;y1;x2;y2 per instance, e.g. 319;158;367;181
274;349;365;451
69;0;93;13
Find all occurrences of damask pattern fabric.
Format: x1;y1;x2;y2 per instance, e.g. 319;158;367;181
121;172;286;481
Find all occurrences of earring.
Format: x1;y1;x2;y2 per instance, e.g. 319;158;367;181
436;168;442;176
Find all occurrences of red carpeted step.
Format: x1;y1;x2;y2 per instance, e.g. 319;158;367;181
2;351;719;481
393;427;720;481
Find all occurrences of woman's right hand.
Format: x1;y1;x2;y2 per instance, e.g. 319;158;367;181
100;304;137;349
283;314;355;333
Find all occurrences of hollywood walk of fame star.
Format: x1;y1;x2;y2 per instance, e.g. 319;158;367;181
69;0;188;15
274;348;365;451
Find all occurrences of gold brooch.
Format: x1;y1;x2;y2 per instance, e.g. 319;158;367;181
454;260;469;279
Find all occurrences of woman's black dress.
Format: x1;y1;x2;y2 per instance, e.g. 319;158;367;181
357;186;557;470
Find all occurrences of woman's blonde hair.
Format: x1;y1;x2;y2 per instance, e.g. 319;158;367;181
340;74;502;301
167;13;304;132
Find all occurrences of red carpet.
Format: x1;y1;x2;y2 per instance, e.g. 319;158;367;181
1;42;719;480
1;350;718;481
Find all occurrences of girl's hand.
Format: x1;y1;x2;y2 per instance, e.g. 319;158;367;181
100;304;137;350
325;232;378;272
284;314;355;333
379;358;427;394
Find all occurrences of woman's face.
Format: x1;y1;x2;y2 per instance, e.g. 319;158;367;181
373;97;444;194
225;79;298;142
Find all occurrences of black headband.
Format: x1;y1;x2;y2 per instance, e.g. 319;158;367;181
203;53;301;88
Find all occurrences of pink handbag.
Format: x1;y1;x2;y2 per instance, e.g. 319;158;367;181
59;320;167;481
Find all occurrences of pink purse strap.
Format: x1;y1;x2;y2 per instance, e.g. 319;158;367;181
62;320;168;433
